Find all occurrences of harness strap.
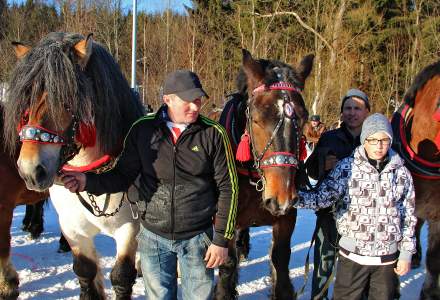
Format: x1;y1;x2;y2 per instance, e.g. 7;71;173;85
391;103;440;179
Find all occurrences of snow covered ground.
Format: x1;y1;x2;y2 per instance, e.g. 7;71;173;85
11;201;427;299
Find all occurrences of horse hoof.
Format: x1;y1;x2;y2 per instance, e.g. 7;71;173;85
21;224;30;232
0;290;19;300
0;278;20;300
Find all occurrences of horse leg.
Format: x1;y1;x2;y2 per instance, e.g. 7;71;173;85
420;220;440;300
21;205;32;232
236;227;250;262
28;200;45;239
0;207;19;300
66;232;105;300
111;225;138;300
57;232;71;253
270;213;296;300
412;217;425;269
214;237;239;300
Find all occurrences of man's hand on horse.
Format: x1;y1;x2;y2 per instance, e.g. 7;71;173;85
61;171;86;193
204;244;228;268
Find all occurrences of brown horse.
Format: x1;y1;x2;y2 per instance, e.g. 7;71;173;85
3;32;144;299
214;49;313;300
391;59;440;299
0;103;48;299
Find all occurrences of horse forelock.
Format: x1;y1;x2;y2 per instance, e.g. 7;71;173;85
4;32;143;156
404;59;440;107
236;59;304;98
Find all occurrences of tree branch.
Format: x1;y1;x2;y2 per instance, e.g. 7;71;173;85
253;11;334;52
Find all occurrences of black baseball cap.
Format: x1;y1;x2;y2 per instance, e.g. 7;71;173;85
310;115;320;121
163;70;209;101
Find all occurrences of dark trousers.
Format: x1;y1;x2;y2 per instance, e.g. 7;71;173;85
333;255;396;300
311;211;338;300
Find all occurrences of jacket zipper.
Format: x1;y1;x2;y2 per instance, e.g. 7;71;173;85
372;170;381;255
171;143;176;240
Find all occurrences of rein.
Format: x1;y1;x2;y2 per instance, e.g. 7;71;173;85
392;103;440;180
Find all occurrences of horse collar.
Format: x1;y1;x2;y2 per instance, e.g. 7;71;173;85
392;103;440;179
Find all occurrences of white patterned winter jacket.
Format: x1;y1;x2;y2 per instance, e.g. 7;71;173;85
297;146;417;261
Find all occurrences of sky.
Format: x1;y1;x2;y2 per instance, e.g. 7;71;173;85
7;0;194;14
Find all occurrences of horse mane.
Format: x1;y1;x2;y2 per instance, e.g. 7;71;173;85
235;58;306;100
3;32;144;156
404;59;440;107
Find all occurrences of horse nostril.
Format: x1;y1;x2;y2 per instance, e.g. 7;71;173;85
35;164;47;183
263;198;271;206
263;198;280;213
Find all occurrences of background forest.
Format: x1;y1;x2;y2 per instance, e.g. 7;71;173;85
0;0;439;125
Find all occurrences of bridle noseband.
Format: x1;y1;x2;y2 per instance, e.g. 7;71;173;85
18;113;81;168
247;76;302;174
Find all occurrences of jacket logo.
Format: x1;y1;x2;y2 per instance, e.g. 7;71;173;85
191;145;200;152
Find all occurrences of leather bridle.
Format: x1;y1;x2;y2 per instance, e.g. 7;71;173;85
246;68;303;189
18;111;80;169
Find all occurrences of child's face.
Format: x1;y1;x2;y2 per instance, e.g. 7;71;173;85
364;131;391;160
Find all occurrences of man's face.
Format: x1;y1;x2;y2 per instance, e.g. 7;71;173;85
341;97;369;130
364;131;391;160
164;94;202;124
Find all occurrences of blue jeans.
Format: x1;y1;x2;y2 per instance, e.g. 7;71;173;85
137;226;214;300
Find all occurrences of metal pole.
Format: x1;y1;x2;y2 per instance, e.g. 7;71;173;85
131;0;137;89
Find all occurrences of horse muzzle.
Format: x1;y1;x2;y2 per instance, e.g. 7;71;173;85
262;196;296;216
17;156;58;191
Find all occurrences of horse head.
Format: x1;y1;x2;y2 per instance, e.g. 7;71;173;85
240;49;313;216
4;32;143;191
404;60;440;162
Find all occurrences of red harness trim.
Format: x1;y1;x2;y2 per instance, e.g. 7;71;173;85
399;104;440;168
253;82;300;94
61;154;112;173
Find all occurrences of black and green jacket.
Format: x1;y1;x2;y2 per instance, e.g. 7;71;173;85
85;105;238;247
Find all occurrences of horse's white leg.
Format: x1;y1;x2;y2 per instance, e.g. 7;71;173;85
111;220;139;300
0;206;19;300
50;186;105;300
63;225;105;300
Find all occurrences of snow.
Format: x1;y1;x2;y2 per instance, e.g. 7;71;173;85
11;202;427;299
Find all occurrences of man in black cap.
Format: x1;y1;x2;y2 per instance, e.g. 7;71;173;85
62;70;238;300
305;88;370;300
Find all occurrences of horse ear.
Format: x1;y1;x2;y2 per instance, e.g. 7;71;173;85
242;49;264;87
297;54;314;82
12;42;31;59
73;33;93;69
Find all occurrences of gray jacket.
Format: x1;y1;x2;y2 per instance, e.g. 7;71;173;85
297;146;417;261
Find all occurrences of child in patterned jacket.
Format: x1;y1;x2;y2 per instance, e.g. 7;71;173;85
296;113;417;300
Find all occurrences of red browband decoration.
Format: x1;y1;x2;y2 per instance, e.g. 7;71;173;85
253;82;300;95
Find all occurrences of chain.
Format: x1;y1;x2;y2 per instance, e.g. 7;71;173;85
82;192;125;217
